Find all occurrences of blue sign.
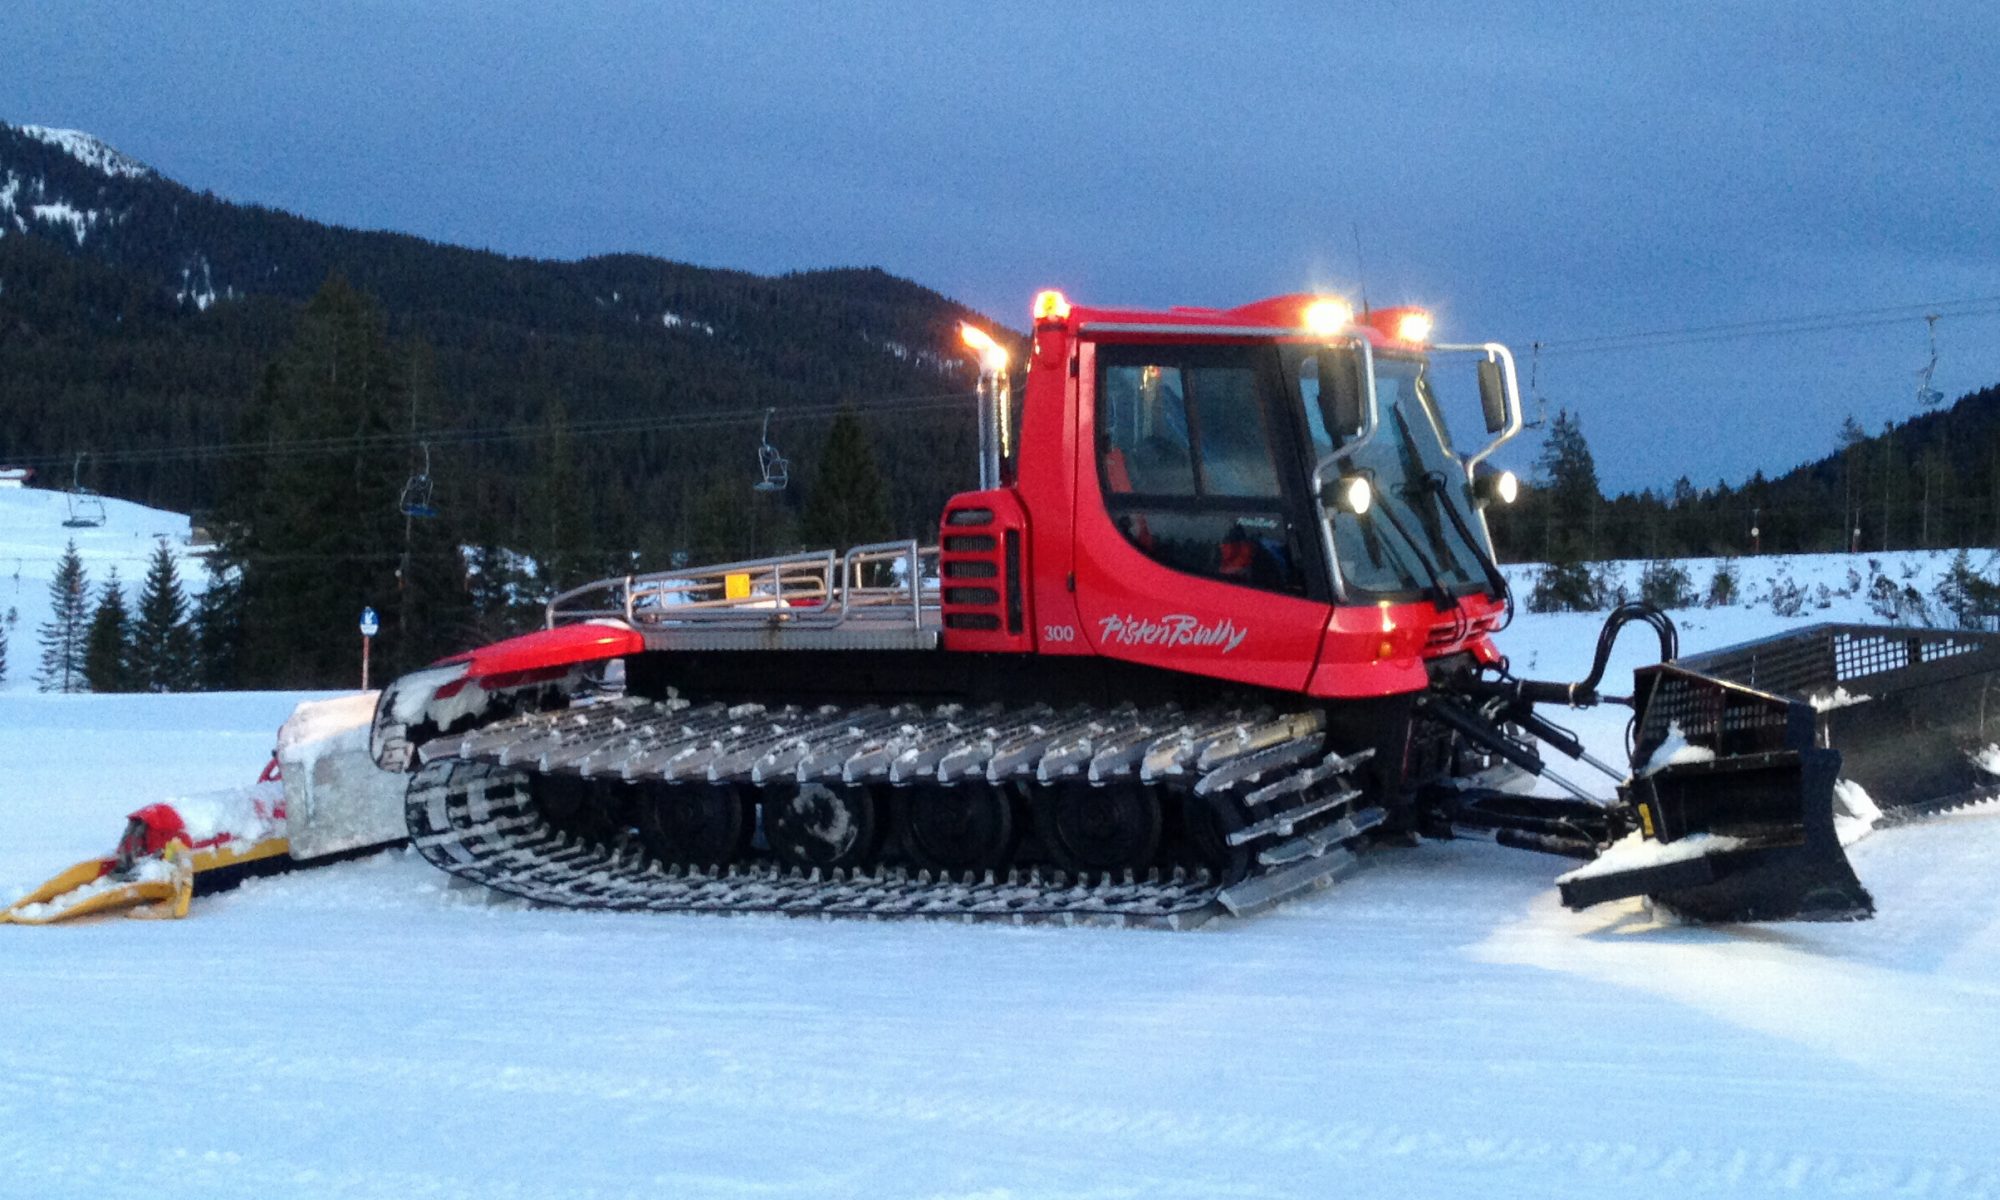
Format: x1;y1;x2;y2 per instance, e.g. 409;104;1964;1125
359;607;380;637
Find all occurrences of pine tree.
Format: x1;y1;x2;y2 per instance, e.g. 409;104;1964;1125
1526;409;1604;611
35;541;89;693
800;407;891;552
1534;408;1602;559
191;560;245;690
214;276;423;687
0;609;9;684
83;570;133;692
129;541;196;692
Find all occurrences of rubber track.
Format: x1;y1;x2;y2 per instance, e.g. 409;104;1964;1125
403;697;1377;927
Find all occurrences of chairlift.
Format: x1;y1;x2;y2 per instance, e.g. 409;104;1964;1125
399;443;440;519
753;409;789;492
1916;314;1944;408
61;453;105;529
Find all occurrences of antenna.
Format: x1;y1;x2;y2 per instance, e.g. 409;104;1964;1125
1350;222;1371;316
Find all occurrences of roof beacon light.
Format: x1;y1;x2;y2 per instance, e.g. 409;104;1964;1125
1395;309;1435;344
1032;289;1071;323
1303;297;1355;337
959;322;1009;372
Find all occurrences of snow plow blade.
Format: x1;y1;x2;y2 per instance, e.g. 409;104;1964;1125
1561;623;2000;921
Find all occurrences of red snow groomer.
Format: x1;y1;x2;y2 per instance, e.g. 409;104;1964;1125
358;290;2000;927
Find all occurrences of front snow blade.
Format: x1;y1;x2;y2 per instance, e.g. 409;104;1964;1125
1559;661;1872;922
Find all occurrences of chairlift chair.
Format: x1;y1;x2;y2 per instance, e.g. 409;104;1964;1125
753;408;790;492
61;454;105;529
399;443;440;519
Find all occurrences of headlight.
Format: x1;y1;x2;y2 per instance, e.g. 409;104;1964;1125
1475;468;1520;507
1337;474;1373;516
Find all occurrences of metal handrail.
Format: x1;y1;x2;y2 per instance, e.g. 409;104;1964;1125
546;541;940;632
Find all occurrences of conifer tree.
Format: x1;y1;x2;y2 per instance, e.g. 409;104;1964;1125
36;541;89;692
0;609;10;684
129;542;196;692
191;561;245;690
83;570;133;692
1527;409;1604;611
213;276;437;687
800;407;891;552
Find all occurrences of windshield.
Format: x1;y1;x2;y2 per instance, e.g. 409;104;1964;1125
1295;349;1493;599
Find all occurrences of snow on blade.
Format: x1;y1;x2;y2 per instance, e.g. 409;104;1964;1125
1556;828;1749;885
1970;743;2000;777
4;857;177;923
1633;722;1715;778
1833;778;1884;847
276;692;379;769
1810;686;1872;711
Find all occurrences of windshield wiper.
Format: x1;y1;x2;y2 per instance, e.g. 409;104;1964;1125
1422;471;1510;602
1354;481;1454;610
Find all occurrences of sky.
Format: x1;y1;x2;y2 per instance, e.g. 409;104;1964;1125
5;0;2000;494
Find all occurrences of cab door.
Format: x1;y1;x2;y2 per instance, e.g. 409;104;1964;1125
1069;339;1333;692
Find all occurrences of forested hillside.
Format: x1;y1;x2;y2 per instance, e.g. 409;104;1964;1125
0;122;1011;571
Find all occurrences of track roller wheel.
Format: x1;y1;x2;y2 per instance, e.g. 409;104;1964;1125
766;781;882;869
1178;790;1252;884
898;781;1018;872
636;782;750;867
1037;780;1162;873
533;773;620;842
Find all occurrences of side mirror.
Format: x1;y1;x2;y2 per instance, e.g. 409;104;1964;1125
1477;359;1508;434
1324;350;1365;437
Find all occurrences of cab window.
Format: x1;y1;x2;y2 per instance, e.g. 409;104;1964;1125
1096;345;1302;595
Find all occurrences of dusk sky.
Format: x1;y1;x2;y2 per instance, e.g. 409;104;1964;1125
7;1;1999;494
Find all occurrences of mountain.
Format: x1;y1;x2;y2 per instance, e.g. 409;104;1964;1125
0;121;1010;558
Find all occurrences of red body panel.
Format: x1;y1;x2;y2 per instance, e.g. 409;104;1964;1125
936;293;1509;700
439;622;646;693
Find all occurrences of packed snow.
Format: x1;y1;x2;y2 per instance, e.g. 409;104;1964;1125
2;498;1998;1196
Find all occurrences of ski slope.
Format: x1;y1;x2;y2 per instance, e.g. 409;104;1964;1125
2;510;1998;1197
0;485;204;692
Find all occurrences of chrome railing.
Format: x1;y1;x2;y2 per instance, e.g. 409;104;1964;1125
546;540;940;632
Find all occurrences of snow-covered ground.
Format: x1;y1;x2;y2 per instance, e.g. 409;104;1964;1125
2;496;1998;1197
0;485;206;692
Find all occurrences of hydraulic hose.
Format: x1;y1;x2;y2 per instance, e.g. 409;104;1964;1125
1464;601;1678;709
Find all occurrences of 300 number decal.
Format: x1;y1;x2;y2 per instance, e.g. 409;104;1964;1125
1041;624;1077;643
